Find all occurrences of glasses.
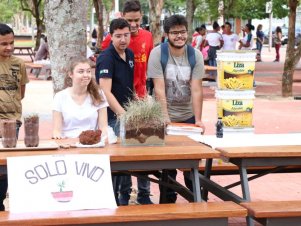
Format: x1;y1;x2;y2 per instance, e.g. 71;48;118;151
113;32;131;39
168;30;187;36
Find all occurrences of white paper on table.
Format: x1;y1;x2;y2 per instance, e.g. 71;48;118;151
7;154;117;213
189;133;301;149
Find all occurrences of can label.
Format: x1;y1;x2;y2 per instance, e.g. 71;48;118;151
217;98;253;127
217;61;255;89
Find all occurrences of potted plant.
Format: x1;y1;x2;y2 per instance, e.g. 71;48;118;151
1;119;17;148
24;114;39;147
51;180;73;203
119;97;165;146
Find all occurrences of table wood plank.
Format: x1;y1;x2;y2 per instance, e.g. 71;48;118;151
0;136;219;165
241;201;301;218
0;202;246;225
216;146;301;158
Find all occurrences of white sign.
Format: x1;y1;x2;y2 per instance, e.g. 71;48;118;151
7;154;117;213
266;1;272;13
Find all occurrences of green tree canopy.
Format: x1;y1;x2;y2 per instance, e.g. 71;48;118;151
0;0;20;23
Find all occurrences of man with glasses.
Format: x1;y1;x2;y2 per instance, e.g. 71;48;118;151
101;0;154;205
0;23;29;210
96;18;134;206
147;15;205;203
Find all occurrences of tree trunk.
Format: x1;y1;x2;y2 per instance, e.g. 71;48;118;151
33;0;42;51
149;0;163;46
45;0;88;93
93;0;104;49
282;0;298;97
186;0;196;44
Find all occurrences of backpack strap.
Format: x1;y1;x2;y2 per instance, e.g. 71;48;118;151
160;42;196;73
186;45;196;72
160;42;169;73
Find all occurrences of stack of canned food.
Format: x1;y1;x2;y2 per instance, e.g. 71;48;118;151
215;50;257;133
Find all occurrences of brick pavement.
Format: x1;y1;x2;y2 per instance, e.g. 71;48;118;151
16;45;301;226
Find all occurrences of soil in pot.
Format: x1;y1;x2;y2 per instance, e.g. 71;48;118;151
123;124;165;146
1;119;17;148
24;116;39;147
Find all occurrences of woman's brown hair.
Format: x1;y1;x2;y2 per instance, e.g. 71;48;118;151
66;57;105;106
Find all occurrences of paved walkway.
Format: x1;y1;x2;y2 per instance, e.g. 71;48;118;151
16;45;301;226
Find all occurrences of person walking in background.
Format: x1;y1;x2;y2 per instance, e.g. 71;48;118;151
96;18;135;206
91;28;97;48
205;21;223;78
199;24;209;65
222;22;239;50
34;35;49;61
191;27;201;48
256;24;264;62
274;26;282;62
239;23;255;50
52;57;108;139
101;0;154;205
193;27;206;52
0;23;29;211
147;15;205;203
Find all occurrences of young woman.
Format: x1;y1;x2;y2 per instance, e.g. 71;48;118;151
205;21;223;77
239;23;255;50
274;26;282;62
256;24;264;61
222;22;239;50
52;57;108;139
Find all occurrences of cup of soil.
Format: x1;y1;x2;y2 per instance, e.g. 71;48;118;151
24;114;39;147
1;119;17;148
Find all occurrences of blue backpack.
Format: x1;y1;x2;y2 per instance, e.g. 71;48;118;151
160;42;196;73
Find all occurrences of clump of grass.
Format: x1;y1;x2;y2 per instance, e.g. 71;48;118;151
119;96;164;131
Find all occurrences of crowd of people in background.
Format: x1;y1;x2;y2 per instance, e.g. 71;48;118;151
165;21;283;66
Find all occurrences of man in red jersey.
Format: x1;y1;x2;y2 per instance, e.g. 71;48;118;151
101;0;153;205
101;0;153;99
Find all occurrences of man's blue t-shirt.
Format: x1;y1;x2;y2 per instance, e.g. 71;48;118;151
95;43;134;121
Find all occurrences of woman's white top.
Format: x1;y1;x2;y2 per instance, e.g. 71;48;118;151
222;33;239;50
240;33;254;50
53;88;108;138
206;32;223;47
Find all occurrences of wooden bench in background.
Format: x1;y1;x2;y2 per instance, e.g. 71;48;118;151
203;65;217;82
241;201;301;226
25;62;51;80
13;46;35;62
0;202;247;226
198;158;301;176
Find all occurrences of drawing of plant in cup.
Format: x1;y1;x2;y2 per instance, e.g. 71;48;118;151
51;180;73;202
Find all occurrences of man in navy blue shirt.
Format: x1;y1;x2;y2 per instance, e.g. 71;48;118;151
95;18;134;206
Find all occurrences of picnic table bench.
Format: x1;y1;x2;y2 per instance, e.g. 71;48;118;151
203;65;217;81
13;46;35;62
25;62;51;79
241;201;301;226
198;158;301;175
0;202;247;226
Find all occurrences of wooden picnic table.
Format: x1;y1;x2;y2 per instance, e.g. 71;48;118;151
204;65;217;71
199;145;301;226
0;135;220;203
13;46;35;62
25;61;51;79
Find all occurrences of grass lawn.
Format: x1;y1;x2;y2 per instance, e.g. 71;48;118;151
14;40;35;47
